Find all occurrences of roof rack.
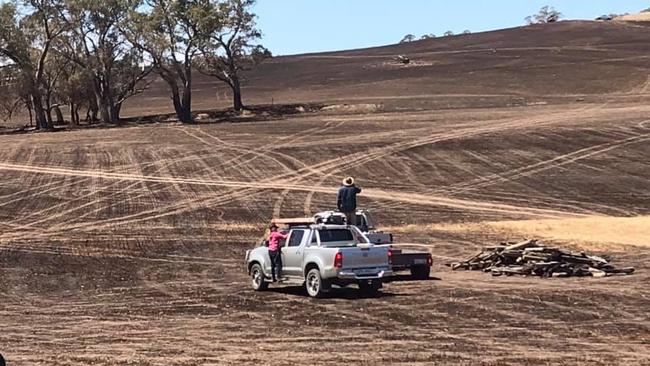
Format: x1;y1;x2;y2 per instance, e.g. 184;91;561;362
271;217;316;226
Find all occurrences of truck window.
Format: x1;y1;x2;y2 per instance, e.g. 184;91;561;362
357;214;368;232
288;230;305;247
318;229;354;246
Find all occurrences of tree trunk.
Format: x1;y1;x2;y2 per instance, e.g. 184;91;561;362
46;107;53;128
169;78;193;123
27;105;33;127
69;102;78;126
86;98;98;123
74;105;81;125
54;106;64;125
110;105;120;123
172;91;193;123
92;78;117;124
232;77;243;112
30;92;49;130
114;103;123;121
97;97;111;123
223;46;244;112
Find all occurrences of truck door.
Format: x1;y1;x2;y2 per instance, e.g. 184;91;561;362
281;229;307;277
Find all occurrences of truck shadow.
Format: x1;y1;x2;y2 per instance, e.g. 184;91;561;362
385;274;442;282
267;286;407;300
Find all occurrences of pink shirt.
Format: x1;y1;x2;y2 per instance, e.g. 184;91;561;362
268;231;288;251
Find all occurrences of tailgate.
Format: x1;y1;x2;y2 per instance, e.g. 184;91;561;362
392;251;430;266
339;245;389;269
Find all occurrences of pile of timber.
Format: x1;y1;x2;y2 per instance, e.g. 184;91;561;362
449;239;634;278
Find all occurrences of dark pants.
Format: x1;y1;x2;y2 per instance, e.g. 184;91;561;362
269;250;282;280
343;211;356;226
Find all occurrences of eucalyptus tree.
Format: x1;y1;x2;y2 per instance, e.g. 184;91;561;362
124;0;215;123
400;34;415;43
0;0;67;129
196;0;269;112
59;0;152;123
525;6;562;24
0;65;25;124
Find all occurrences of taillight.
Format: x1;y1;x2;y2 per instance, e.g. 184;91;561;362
427;253;432;267
334;252;343;268
388;249;393;265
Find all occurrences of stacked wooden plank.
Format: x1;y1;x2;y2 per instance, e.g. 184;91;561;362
449;239;635;277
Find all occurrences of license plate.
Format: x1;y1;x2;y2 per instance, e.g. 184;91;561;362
414;259;426;264
355;268;376;275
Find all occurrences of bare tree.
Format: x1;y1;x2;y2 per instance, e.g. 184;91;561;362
525;6;562;24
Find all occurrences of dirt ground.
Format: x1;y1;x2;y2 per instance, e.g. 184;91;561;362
1;21;650;365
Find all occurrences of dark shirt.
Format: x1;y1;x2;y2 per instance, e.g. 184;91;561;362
337;185;362;212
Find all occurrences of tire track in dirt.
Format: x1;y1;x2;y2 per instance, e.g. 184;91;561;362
0;103;611;241
0;105;605;240
180;127;297;177
2;145;170;232
0;244;224;266
0;161;587;242
99;103;612;224
4;128;257;232
189;121;346;218
280;105;591;192
436;130;650;196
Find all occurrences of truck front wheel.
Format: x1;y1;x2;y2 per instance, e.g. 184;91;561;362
250;263;269;291
305;268;330;298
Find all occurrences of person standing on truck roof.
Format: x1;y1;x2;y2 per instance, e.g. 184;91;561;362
337;176;362;226
268;223;288;282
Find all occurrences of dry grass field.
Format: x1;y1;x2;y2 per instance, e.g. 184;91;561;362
1;21;649;365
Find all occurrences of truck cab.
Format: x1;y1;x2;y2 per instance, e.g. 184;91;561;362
314;209;393;244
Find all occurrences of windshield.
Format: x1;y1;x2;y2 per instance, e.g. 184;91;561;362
317;227;370;247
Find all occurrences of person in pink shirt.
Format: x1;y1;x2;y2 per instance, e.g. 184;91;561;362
268;223;288;282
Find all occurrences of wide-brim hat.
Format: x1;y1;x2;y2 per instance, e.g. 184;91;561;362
342;176;355;186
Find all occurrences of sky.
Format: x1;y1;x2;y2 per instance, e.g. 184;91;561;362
253;0;650;55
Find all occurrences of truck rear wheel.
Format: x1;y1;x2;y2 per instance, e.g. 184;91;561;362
250;263;268;291
358;280;381;296
411;265;431;280
305;268;329;298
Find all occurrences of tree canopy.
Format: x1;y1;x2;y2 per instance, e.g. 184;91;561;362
1;0;268;128
525;6;562;24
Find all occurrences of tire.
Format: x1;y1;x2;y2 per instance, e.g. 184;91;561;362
305;268;329;298
250;263;268;291
358;280;381;296
410;265;431;280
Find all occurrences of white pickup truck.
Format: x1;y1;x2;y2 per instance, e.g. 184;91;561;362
245;222;393;297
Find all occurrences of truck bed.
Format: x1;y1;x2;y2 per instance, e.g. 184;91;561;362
390;248;431;270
